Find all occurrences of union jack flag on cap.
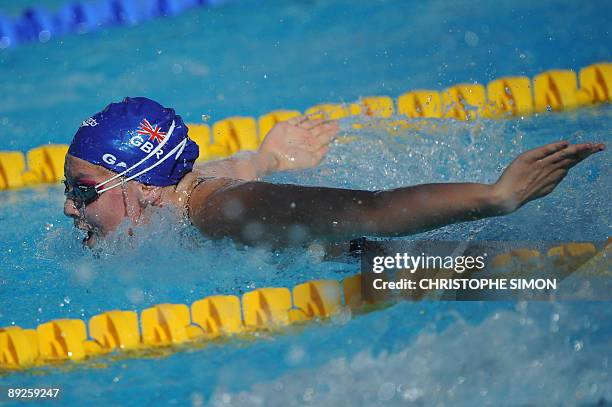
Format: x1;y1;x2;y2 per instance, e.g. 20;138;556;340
137;118;167;144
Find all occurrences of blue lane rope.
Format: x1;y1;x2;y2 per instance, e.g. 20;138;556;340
0;0;231;49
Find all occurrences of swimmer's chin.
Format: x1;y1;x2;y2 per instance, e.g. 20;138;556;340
80;224;136;248
83;230;99;248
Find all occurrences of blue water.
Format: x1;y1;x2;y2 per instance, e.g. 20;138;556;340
1;0;611;151
1;0;611;405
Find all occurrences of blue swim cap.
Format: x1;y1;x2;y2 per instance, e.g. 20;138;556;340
68;97;199;186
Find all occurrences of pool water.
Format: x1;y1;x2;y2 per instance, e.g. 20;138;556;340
1;0;611;405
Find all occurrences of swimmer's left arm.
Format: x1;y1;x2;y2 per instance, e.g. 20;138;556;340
190;180;500;246
193;117;338;180
190;141;604;246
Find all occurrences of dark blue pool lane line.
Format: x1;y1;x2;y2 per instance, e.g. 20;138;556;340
0;0;234;49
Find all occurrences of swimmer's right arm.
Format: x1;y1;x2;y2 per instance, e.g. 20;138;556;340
192;117;338;180
189;141;604;246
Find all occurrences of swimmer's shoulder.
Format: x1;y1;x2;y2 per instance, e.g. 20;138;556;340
176;171;238;221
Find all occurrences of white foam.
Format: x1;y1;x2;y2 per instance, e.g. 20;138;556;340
210;304;611;406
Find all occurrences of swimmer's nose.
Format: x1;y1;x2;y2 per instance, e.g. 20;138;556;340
63;198;79;218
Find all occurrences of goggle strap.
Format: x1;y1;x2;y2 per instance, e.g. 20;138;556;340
96;137;188;194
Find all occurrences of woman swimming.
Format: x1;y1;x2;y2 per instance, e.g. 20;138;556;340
63;97;605;248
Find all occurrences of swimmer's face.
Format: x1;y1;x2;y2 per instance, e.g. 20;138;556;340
63;155;148;247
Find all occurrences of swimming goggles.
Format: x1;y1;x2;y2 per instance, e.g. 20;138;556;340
63;180;102;207
63;120;188;207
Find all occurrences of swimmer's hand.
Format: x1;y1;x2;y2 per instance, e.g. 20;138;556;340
259;116;339;171
192;117;337;180
492;141;605;214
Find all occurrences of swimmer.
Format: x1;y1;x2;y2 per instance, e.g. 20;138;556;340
63;97;605;248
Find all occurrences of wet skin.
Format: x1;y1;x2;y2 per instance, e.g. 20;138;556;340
63;156;153;247
188;140;606;246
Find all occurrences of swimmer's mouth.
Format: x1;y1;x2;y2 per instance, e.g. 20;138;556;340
74;221;98;247
83;230;99;248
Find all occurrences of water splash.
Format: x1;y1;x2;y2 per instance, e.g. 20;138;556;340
210;302;612;406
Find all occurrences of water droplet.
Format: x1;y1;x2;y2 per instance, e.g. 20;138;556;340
402;387;424;401
285;345;305;365
38;30;51;43
172;63;183;74
378;382;396;401
0;36;10;49
191;392;204;407
464;31;479;47
573;340;584;351
303;388;315;402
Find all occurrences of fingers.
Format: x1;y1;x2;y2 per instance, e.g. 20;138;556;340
287;115;338;130
530;143;602;187
286;115;328;127
524;141;569;161
300;119;327;130
540;142;604;166
287;115;311;126
552;153;595;171
311;121;339;143
300;118;338;131
551;157;578;171
295;119;338;149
